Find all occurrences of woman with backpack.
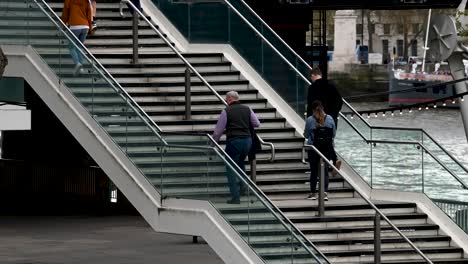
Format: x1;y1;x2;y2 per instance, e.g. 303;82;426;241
304;100;336;201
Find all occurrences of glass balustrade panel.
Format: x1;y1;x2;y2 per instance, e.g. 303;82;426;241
160;145;326;263
422;132;468;185
370;142;423;192
335;114;371;184
423;150;468;234
371;127;422;142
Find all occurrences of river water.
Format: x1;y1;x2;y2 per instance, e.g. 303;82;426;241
337;102;468;203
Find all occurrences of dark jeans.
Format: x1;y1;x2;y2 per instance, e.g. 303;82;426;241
307;150;329;194
330;114;339;164
69;28;88;65
127;0;142;14
225;137;252;201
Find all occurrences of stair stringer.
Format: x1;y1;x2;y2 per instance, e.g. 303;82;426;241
2;44;264;264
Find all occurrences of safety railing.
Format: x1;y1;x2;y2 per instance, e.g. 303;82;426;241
301;144;434;264
150;0;468;252
119;0;275;163
150;0;468;187
337;111;468;190
341;99;468;186
152;0;311;114
433;198;468;233
0;0;328;262
336;109;468;235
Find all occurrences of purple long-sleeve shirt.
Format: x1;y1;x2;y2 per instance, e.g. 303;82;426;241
212;109;260;142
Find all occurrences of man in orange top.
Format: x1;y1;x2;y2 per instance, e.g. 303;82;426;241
61;0;93;76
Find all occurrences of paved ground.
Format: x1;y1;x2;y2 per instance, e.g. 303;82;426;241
0;215;224;264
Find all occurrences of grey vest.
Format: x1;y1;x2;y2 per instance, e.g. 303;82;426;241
226;102;251;140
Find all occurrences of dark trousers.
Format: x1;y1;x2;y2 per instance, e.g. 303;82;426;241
69;28;88;65
127;0;142;14
225;137;252;201
307;150;329;194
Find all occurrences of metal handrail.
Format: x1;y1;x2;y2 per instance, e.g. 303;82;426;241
224;0;468;182
119;0;275;162
338;112;468;189
229;0;311;71
223;0;463;173
373;126;468;173
24;2;325;261
342;98;468;183
303;143;434;264
208;135;330;263
33;0;169;146
370;139;468;189
433;198;468;206
223;0;468;184
222;0;310;85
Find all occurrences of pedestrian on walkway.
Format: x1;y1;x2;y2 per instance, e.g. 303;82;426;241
304;100;336;201
61;0;93;76
126;0;142;14
306;67;342;174
212;91;261;204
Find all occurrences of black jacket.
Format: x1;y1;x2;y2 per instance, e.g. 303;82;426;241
306;78;343;119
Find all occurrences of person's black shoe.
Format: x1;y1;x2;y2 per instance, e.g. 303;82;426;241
227;199;241;204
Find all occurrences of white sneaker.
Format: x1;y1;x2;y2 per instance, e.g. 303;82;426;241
324;192;329;201
73;63;82;76
306;193;316;200
79;68;87;75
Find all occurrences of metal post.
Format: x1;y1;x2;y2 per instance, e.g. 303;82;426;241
132;10;139;64
185;67;191;120
318;159;325;217
250;158;257;183
374;212;381;264
422;9;432;72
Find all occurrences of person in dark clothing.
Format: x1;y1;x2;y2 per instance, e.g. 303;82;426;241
126;0;142;14
212;91;261;204
306;67;343;175
306;67;343;128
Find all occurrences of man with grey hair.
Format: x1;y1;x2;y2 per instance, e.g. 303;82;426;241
213;91;260;204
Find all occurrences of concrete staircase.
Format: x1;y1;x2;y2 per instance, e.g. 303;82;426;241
7;0;468;262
